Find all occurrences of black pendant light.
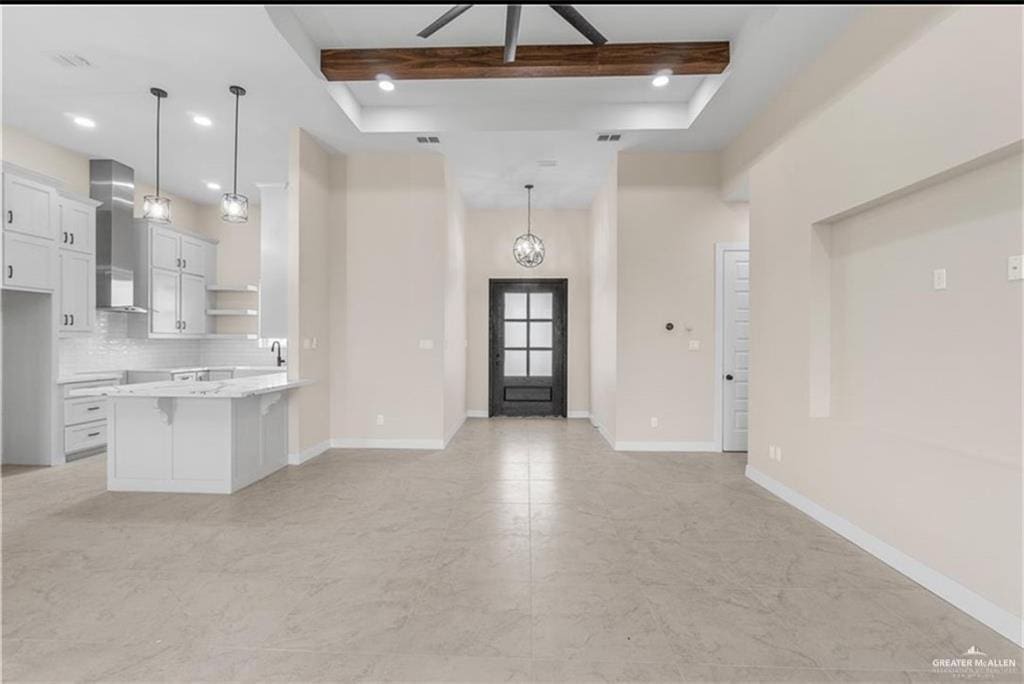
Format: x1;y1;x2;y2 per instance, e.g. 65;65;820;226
141;87;171;223
221;85;248;223
513;184;544;268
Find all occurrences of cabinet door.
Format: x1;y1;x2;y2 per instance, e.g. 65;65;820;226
179;236;206;276
150;267;180;334
59;250;93;331
3;232;53;291
151;226;180;271
3;174;55;240
59;199;94;254
179;272;207;335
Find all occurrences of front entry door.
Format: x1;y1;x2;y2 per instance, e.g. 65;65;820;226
489;279;567;417
722;248;750;451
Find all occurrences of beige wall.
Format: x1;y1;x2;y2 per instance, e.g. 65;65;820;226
720;5;953;199
615;152;749;446
287;129;333;456
589;165;618;439
339;152;448;443
465;207;591;415
443;161;467;439
747;5;1022;639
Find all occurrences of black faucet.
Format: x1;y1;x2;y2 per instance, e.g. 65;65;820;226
270;340;286;368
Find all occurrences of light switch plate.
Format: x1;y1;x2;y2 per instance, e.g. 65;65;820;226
650;417;659;428
1009;255;1023;281
688;340;701;351
933;268;947;290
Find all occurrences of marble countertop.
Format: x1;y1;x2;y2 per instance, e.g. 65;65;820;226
109;365;284;375
57;372;125;385
68;373;312;399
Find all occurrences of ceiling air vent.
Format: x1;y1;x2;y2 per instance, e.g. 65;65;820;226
597;133;621;142
47;52;93;68
416;136;441;144
537;160;558;168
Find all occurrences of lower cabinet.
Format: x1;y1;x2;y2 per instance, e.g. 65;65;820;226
3;231;54;292
61;378;122;460
59;250;94;332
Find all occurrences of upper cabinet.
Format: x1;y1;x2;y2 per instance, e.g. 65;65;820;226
4;173;56;241
130;221;217;338
57;193;98;333
58;197;94;254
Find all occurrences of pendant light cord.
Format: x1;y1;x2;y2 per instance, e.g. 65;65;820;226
527;185;532;236
232;90;239;195
155;94;161;197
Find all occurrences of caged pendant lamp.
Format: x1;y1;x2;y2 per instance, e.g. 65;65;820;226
513;184;544;268
221;85;249;223
141;88;171;223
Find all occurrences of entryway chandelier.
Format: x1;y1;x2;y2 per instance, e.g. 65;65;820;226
513;184;544;268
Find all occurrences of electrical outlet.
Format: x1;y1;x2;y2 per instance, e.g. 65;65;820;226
311;337;319;350
302;338;311;349
933;268;947;290
769;445;776;461
418;339;434;350
776;446;783;462
688;339;701;351
1009;255;1023;281
376;414;384;426
650;417;659;428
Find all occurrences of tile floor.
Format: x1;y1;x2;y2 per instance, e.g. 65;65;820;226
2;418;1020;682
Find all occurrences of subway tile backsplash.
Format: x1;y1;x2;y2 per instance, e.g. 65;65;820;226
58;312;277;376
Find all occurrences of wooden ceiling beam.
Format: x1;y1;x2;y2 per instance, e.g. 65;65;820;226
320;42;729;81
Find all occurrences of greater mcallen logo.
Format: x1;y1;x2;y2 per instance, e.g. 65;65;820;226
932;646;1019;678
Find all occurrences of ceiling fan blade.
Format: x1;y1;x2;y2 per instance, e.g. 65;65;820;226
548;5;607;45
504;5;522;63
417;4;474;39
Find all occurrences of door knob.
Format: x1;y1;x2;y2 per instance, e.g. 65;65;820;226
725;374;734;381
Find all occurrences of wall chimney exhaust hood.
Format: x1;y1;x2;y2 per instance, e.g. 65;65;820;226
90;159;147;313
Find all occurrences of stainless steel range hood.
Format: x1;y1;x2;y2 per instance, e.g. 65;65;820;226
90;159;147;313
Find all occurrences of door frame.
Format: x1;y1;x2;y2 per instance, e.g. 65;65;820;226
714;241;749;452
488;277;568;418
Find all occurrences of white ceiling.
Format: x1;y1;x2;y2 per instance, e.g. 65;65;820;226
1;5;863;210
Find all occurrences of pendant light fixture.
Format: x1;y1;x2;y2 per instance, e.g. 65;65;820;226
141;87;171;223
221;85;248;223
513;184;545;268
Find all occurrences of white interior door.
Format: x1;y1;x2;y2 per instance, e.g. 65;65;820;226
722;249;750;452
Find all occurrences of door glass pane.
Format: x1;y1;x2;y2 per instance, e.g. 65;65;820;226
530;292;552;319
505;292;527;319
504;350;527;377
529;350;552;376
504;321;527;348
530;321;552;348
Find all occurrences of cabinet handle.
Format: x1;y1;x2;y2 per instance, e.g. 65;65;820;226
176;257;181;268
182;258;187;269
69;313;74;326
175;320;180;330
63;314;68;325
6;265;12;279
87;432;101;438
182;320;187;330
63;231;68;244
6;210;12;224
70;232;75;245
86;406;100;412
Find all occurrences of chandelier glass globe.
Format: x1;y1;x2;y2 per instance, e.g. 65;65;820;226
513;183;544;268
513;232;545;268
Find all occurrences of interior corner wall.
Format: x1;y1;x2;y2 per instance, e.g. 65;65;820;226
465;207;591;416
589;163;618;441
327;154;348;441
747;5;1022;643
340;152;447;445
443;161;467;442
286;128;332;458
615;152;749;448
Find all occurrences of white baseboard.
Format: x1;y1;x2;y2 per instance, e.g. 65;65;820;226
288;439;331;465
466;410;488;418
615;440;718;452
331;437;444;450
589;416;615;448
567;410;590;419
444;414;466;447
746;465;1023;647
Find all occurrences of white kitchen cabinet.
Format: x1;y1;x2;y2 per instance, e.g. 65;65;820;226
3;231;54;291
58;197;94;254
180;272;207;335
3;173;56;240
180;236;206;276
150;267;180;334
59;250;93;332
151;226;180;271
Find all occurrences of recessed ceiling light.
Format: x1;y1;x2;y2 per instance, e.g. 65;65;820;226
72;115;96;128
205;181;221;191
651;69;672;88
193;114;213;127
376;74;395;92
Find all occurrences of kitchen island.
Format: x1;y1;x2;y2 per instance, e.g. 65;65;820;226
70;373;312;493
